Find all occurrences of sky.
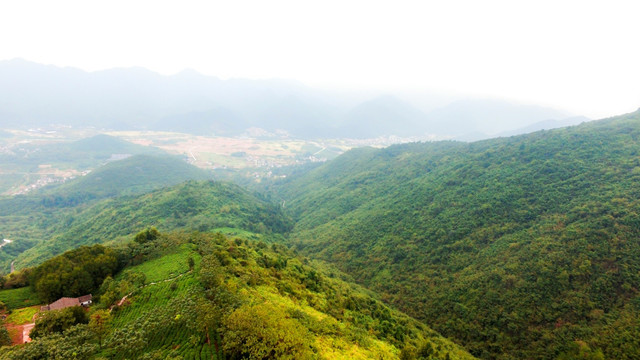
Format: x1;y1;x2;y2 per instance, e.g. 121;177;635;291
1;0;639;118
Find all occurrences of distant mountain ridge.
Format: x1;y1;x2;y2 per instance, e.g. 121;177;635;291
339;95;431;138
496;115;590;137
0;59;581;139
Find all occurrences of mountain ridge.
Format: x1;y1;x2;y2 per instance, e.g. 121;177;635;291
0;59;577;139
269;109;640;358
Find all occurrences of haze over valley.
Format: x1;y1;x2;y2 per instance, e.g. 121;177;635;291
0;59;593;195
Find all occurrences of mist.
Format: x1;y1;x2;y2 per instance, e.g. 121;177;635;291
0;59;587;141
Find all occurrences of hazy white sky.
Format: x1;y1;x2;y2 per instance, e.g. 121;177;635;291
1;0;639;118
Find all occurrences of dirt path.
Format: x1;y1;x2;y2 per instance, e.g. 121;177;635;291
6;322;34;344
5;310;38;344
22;323;34;343
6;324;24;344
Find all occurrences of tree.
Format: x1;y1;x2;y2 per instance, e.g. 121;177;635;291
0;322;11;346
222;303;313;359
0;324;97;359
89;309;112;349
134;227;160;244
105;324;146;358
31;306;88;338
199;255;223;289
30;245;119;303
557;341;605;360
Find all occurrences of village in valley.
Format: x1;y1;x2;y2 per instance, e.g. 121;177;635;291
0;126;422;195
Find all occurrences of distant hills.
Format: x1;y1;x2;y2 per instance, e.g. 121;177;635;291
0;153;212;268
3;179;290;270
0;59;585;139
269;109;640;358
0;134;162;171
426;99;570;138
339;95;430;138
496;115;590;137
42;154;211;200
0;134;167;194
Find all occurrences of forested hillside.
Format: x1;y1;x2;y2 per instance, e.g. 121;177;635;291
41;154;211;201
0;134;164;194
271;110;640;359
0;230;475;359
4;111;640;358
0;134;163;176
1;180;290;271
0;154;211;270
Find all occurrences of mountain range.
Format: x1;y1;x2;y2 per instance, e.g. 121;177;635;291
0;59;585;140
5;75;640;358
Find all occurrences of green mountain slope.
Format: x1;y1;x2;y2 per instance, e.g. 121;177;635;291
42;154;211;201
0;231;475;360
0;134;163;172
0;134;165;193
11;180;291;269
0;155;212;269
272;110;640;359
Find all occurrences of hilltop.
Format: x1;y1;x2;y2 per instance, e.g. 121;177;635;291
43;154;211;201
0;230;475;359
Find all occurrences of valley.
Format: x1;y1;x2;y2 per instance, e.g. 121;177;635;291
1;110;639;359
0;126;420;196
2;2;637;357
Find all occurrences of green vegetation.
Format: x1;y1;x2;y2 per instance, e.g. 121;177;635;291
270;110;640;358
0;174;25;194
5;305;39;325
0;324;10;347
31;305;88;339
0;134;165;192
0;134;162;173
0;286;39;309
30;244;119;303
0;230;474;359
116;242;195;283
43;154;211;201
7;111;640;358
0;153;211;269
0;179;291;271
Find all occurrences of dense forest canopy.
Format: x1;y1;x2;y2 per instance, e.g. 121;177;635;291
269;110;640;358
0;179;291;271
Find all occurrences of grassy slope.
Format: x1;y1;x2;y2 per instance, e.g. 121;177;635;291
273;110;640;359
0;287;40;310
5;306;39;325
